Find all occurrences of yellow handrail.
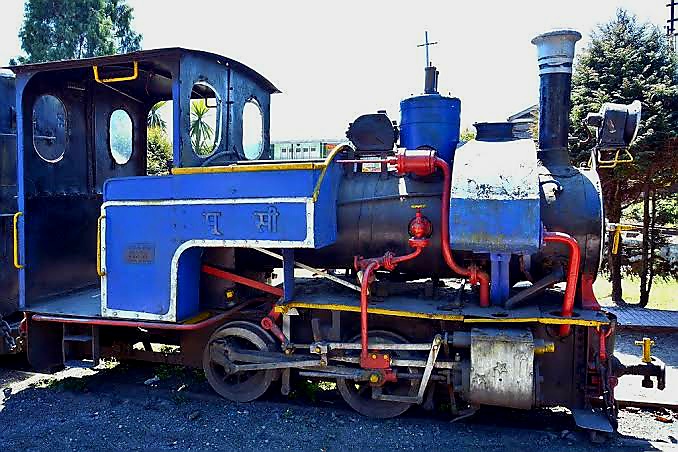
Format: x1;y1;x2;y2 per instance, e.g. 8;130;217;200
597;148;634;169
611;224;635;255
93;61;139;84
97;215;106;276
311;144;352;202
13;212;23;269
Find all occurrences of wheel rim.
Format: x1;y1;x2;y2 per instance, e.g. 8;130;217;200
203;322;276;403
336;331;417;418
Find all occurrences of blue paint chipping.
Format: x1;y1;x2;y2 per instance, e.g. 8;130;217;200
449;198;541;254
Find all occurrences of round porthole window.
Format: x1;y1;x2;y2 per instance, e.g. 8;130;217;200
109;109;133;165
33;94;67;163
242;99;263;160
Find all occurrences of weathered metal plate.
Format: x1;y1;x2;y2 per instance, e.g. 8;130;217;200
449;140;540;253
469;328;534;409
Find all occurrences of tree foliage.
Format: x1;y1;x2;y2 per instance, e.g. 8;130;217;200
15;0;142;64
148;101;168;132
570;9;678;303
190;100;215;155
147;127;172;176
460;127;476;142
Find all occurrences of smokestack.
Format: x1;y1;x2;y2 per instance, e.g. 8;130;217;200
531;30;581;152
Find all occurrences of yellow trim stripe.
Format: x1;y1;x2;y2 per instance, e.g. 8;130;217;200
275;302;464;321
182;311;213;325
277;302;609;327
172;162;327;175
12;211;23;270
96;215;106;277
463;317;605;327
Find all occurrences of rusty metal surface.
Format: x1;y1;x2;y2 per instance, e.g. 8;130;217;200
469;328;535;409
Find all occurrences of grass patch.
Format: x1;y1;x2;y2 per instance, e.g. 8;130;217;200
594;276;677;309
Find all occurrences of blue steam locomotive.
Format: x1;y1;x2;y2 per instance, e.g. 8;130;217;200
0;30;664;433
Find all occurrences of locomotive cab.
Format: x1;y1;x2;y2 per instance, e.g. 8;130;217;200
5;49;280;364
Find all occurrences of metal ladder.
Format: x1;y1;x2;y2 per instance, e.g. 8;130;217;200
62;323;100;368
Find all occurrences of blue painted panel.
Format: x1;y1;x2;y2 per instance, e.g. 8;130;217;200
448;140;540;255
102;164;342;320
105;200;313;318
449;198;541;253
105;205;176;316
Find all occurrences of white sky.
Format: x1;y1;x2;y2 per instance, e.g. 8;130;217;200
0;1;668;140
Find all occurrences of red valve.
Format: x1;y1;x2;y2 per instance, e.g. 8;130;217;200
408;210;432;239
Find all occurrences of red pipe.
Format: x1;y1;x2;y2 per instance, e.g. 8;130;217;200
393;151;490;307
433;157;491;307
31;312;231;331
597;325;613;362
356;245;425;367
359;260;380;363
543;231;581;336
202;264;283;297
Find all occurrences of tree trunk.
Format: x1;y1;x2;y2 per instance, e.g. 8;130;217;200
638;181;651;307
606;181;624;302
648;191;657;294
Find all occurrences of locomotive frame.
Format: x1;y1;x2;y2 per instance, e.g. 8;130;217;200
0;32;666;435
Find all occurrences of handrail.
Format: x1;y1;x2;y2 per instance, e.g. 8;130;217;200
596;147;634;169
311;143;351;202
12;212;23;269
97;215;106;276
93;61;139;84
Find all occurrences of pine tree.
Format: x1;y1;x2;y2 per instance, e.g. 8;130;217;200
570;9;678;303
14;0;141;64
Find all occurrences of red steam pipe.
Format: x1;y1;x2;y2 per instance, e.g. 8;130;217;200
433;157;491;307
31;312;231;331
543;231;581;336
355;245;425;367
202;264;283;297
359;260;380;363
394;151;490;307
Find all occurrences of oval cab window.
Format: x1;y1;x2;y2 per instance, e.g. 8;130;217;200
109;109;133;165
242;100;263;160
33;94;67;163
190;82;220;157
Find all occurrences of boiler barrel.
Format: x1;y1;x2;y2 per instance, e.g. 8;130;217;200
297;172;450;275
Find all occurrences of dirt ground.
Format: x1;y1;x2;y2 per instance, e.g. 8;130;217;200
0;332;676;452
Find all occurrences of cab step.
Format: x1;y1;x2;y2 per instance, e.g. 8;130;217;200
62;324;99;367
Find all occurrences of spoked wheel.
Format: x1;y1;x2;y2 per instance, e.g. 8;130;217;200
336;331;417;418
203;321;277;403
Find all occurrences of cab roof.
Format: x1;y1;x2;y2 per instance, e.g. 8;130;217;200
5;47;280;94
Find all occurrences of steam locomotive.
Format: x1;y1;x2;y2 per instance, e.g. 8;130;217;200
0;30;664;434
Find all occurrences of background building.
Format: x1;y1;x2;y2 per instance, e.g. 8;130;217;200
272;140;343;160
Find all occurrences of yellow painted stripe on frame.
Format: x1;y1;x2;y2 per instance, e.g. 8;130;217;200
275;302;465;321
277;302;609;327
